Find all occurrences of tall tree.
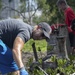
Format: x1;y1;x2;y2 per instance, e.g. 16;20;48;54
33;0;75;25
33;0;62;24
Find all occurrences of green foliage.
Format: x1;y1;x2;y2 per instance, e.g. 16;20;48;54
33;0;75;25
20;2;26;13
19;0;26;13
33;13;50;24
30;69;44;75
23;39;75;75
0;0;2;10
23;39;47;52
67;0;75;7
33;0;63;25
36;0;49;10
28;55;75;75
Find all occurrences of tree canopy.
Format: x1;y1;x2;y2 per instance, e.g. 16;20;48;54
33;0;75;25
0;0;75;25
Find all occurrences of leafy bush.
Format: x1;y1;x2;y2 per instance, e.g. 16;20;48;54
28;55;75;75
22;39;75;75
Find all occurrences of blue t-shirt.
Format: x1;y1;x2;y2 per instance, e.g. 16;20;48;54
0;19;33;48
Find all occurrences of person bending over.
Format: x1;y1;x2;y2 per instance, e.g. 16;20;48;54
0;18;52;75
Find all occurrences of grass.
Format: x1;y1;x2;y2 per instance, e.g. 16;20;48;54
23;39;47;52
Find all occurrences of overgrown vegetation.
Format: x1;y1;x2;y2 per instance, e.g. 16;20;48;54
22;39;75;75
27;54;75;75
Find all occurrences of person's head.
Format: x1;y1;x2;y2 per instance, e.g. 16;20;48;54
32;22;52;40
56;0;68;11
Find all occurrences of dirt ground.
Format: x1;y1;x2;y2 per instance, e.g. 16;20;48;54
22;51;46;67
22;52;34;65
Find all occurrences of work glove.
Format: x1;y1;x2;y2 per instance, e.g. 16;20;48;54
19;67;29;75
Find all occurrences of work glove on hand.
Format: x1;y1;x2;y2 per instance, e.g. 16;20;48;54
19;67;29;75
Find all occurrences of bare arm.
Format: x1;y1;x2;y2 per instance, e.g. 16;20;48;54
12;37;25;68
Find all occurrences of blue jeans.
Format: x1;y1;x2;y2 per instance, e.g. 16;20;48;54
0;40;19;74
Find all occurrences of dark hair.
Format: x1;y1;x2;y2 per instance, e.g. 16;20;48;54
56;0;67;6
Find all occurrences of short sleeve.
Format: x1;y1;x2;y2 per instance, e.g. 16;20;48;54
17;30;30;43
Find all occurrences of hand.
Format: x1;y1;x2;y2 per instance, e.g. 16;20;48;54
20;67;29;75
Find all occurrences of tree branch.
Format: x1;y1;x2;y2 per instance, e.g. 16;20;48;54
30;6;40;18
0;6;26;19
